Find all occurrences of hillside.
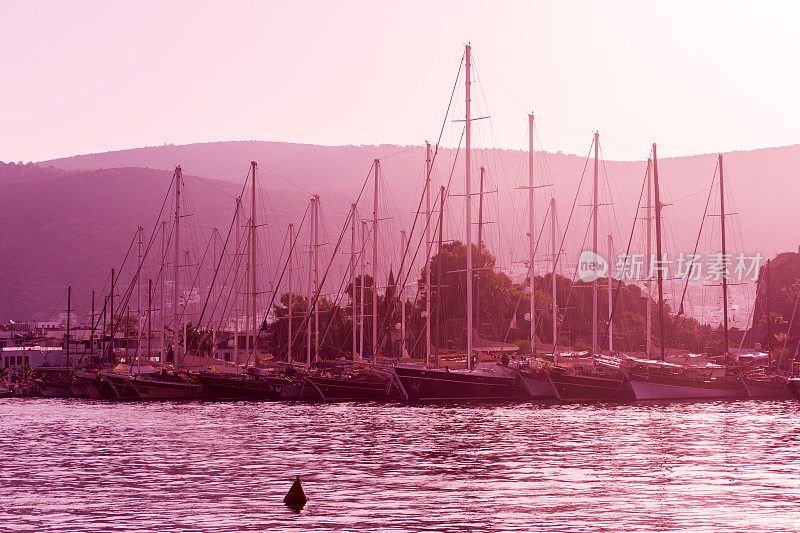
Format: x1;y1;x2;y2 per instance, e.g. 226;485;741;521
0;166;312;321
4;140;799;322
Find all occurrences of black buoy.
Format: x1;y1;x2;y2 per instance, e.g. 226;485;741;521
283;476;308;511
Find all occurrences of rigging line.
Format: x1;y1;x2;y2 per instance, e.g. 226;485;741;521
317;232;359;357
472;52;528;115
286;163;375;357
259;166;316;198
601;159;649;348
676;160;719;317
317;52;464;357
380;145;416;160
286;200;355;360
189;173;238;199
780;283;799;355
246;205;311;367
108;228;144;326
174;232;215;367
739;267;763;351
499;200;553;345
502;138;595;345
373;128;465;353
206;219;250;344
672;185;713;204
187;164;257;330
45;289;67;324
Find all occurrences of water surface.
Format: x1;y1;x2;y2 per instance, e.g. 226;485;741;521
2;399;800;532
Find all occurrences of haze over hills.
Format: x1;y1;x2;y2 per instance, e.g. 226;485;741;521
2;140;799;322
0;164;312;321
40;139;800;258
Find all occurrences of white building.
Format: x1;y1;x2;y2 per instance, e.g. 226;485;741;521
1;346;67;369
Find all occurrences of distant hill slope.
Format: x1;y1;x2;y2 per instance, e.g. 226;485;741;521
0;161;70;185
40;140;800;259
0;166;313;321
5;140;800;321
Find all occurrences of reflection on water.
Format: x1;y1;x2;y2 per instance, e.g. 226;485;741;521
1;399;800;532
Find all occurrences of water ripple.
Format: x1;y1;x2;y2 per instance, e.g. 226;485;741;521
1;399;800;532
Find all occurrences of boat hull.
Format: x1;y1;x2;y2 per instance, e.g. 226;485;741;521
742;378;791;399
628;377;744;401
518;369;557;399
392;365;529;402
546;371;634;402
304;374;397;402
196;373;282;401
99;373;201;400
38;382;75;398
788;379;800;400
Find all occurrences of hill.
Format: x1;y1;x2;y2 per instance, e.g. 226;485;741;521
4;139;800;321
0;166;312;321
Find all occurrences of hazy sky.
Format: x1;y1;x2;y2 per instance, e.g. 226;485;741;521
2;0;800;162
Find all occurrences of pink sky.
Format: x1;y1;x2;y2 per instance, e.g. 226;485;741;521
2;1;800;162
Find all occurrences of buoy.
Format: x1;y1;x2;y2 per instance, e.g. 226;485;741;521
283;475;308;511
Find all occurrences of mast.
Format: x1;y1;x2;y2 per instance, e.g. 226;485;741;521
110;267;115;365
137;224;143;357
360;220;367;362
477;166;484;334
288;222;294;362
766;258;772;358
314;194;320;360
400;229;407;358
233;198;241;365
350;204;357;360
372;159;380;357
607;233;614;351
183;250;189;358
646;158;653;357
551;197;558;364
592;132;599;355
173;166;181;364
245;221;251;361
160;221;166;362
653;143;666;361
719;153;730;359
211;228;219;360
148;279;152;358
250;161;257;361
528;113;536;356
306;197;314;366
102;296;107;363
425;141;432;366
90;290;95;366
465;43;474;370
436;185;445;367
65;285;71;369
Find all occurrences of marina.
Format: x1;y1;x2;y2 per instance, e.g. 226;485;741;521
5;3;800;530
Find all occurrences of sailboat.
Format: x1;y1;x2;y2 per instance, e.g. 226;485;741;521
544;132;633;402
625;151;745;401
391;45;532;403
99;166;203;401
300;165;401;402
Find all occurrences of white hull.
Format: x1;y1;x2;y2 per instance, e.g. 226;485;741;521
741;378;791;399
629;379;744;401
521;375;556;399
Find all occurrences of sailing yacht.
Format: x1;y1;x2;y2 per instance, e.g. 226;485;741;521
542;132;634;402
388;45;534;402
625;152;746;401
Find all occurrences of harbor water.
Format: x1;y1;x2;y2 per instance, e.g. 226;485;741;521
2;399;800;532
